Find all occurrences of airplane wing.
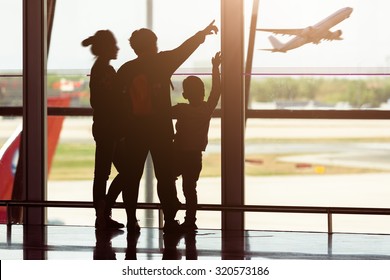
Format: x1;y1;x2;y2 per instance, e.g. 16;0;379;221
257;28;304;36
259;48;276;52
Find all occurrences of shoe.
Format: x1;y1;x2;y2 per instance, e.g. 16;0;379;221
127;221;141;235
106;217;125;229
180;221;198;232
95;201;125;229
95;216;124;229
163;220;182;234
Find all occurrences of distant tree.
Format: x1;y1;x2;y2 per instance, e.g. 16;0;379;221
248;77;390;109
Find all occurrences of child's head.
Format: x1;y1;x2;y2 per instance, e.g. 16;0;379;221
182;76;205;104
82;30;118;60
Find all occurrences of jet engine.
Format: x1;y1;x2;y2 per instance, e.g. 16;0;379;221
329;30;343;40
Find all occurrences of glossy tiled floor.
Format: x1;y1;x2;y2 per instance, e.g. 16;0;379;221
1;224;390;260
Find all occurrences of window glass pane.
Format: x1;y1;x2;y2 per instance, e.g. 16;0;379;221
244;119;390;233
0;0;22;72
244;1;390;233
244;0;390;110
0;0;23;225
247;0;389;69
47;0;221;227
0;225;23;259
247;75;390;110
48;0;221;109
0;0;22;107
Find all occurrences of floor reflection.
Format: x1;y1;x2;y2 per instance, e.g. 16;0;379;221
184;232;198;260
162;232;198;260
125;231;141;260
93;229;124;260
2;225;390;260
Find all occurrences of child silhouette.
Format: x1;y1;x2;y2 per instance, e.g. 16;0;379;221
172;52;221;231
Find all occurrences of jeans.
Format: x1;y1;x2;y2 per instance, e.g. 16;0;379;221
174;149;202;223
122;117;180;224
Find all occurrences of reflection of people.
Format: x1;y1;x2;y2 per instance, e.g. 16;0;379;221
184;232;198;260
116;21;218;233
162;233;198;260
172;52;221;232
93;229;124;260
162;233;183;260
125;231;141;260
82;30;125;229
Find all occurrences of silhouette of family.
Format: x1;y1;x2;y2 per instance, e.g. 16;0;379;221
82;20;220;236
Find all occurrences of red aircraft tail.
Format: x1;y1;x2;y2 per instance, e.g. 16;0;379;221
0;96;71;223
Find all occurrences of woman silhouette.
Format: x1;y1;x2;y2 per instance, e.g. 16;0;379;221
82;30;125;229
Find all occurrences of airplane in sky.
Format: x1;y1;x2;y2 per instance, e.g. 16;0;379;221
257;7;353;53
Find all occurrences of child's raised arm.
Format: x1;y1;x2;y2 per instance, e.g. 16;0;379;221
207;51;221;110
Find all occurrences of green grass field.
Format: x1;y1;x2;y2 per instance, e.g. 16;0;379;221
48;142;384;181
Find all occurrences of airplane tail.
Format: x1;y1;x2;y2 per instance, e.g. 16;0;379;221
0;96;71;223
268;35;284;51
0;125;22;223
260;36;286;52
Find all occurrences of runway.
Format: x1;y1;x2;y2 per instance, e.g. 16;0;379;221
2;117;390;142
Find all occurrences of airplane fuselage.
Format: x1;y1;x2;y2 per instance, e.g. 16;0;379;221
307;7;353;43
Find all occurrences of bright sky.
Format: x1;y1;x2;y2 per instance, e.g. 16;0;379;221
1;0;390;72
251;0;390;71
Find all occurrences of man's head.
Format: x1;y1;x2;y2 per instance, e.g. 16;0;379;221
182;76;205;104
129;28;158;56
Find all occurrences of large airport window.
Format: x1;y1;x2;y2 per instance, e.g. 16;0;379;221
0;0;23;224
244;0;390;233
244;0;390;110
47;0;221;227
3;0;390;234
0;0;22;108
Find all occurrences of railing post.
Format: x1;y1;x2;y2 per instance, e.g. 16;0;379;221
7;203;12;226
327;209;333;234
158;208;164;229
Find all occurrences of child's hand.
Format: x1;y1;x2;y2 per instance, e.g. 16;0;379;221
202;20;219;36
212;51;221;67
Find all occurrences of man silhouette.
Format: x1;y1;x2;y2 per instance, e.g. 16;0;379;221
116;21;218;233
